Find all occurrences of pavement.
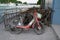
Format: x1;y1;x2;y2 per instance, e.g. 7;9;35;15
0;23;60;40
52;25;60;38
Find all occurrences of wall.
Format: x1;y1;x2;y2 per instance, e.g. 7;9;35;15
45;0;60;25
45;0;53;8
52;0;60;24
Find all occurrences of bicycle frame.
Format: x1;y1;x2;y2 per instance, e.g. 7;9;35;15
16;9;42;29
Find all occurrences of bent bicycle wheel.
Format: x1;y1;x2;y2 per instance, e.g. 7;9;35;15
34;22;45;35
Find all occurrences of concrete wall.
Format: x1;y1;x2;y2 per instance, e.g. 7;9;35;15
45;0;53;8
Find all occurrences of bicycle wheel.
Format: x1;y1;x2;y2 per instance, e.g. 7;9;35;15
9;18;23;34
34;22;45;35
4;24;11;31
10;27;23;34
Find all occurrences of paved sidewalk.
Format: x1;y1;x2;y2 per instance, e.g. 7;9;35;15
52;25;60;38
0;23;59;40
